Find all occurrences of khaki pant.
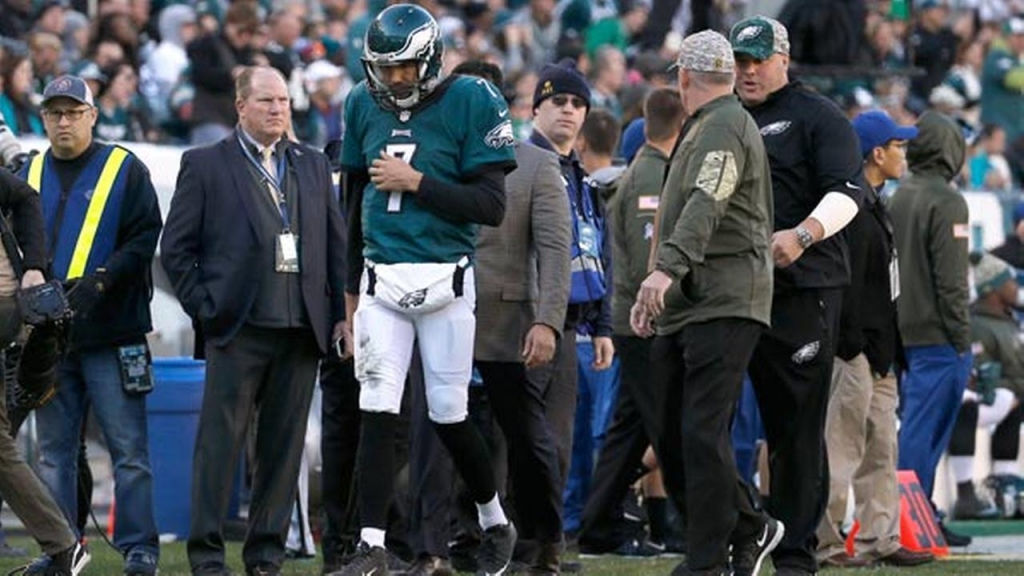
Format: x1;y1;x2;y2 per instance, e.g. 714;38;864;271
0;296;77;555
817;353;901;560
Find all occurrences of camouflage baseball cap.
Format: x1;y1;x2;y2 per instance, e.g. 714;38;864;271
729;16;790;60
672;30;735;74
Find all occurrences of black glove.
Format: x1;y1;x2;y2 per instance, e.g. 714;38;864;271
66;270;108;316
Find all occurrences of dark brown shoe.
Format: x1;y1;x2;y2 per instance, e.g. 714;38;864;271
878;547;935;567
529;541;561;574
820;552;871;568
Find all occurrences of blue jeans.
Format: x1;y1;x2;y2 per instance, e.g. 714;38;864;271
731;376;764;485
897;345;972;504
563;341;621;534
35;347;159;561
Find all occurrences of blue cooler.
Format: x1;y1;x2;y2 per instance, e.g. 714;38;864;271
147;358;205;540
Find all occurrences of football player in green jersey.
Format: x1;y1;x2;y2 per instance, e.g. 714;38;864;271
335;5;518;576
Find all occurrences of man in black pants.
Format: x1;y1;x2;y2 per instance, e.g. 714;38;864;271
468;60;572;573
318;356;362;573
577;87;685;556
728;16;865;575
632;30;780;576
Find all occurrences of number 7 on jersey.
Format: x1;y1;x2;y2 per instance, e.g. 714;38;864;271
384;143;417;212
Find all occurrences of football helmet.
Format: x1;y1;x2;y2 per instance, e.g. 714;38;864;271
362;4;444;111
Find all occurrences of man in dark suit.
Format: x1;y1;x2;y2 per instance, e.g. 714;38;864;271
160;65;347;576
460;61;572;574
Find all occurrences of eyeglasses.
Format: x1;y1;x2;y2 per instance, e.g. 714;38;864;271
42;107;92;122
550;95;587;109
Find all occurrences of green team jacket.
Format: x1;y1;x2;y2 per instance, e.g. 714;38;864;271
654;94;774;335
609;143;668;336
970;301;1024;397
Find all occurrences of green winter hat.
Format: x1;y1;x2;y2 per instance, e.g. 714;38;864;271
973;253;1015;296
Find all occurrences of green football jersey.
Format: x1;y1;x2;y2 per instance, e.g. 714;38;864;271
342;75;516;264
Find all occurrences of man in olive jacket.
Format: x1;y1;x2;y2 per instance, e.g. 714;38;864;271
946;253;1024;523
888;110;972;531
632;30;778;575
578;87;686;555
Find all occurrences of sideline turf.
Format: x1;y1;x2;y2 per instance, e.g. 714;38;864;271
1;538;1023;575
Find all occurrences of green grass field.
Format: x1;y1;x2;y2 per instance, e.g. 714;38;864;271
0;537;1023;576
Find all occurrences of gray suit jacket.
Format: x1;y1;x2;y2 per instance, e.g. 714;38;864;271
474;141;571;362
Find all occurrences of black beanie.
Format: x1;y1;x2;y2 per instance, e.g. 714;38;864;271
533;58;591;111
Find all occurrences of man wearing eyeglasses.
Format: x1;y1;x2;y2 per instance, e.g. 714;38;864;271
814;110;934;567
16;74;163;576
528;59;615;499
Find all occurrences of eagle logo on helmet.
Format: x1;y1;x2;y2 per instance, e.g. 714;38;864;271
362;4;445;113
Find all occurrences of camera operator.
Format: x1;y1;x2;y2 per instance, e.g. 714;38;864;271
0;166;89;574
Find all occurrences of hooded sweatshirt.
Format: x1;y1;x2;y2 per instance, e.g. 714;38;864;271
142;5;196;120
888;111;971;352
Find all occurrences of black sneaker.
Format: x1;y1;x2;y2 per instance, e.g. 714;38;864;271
476;523;517;575
669;563;733;576
328;541;388;576
22;541;91;576
580;536;662;559
939;521;972;547
13;555;49;575
731;517;784;576
952;488;1000;520
124;548;158;576
246;564;281;576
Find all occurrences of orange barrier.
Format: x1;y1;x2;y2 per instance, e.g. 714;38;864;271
107;498;115;539
845;470;949;558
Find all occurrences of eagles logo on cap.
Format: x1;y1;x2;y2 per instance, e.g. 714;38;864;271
734;25;763;43
730;16;790;61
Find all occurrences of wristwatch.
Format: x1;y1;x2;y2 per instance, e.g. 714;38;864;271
794;226;814;250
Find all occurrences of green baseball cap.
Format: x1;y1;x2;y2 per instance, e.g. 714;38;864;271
1005;14;1024;36
729;16;790;60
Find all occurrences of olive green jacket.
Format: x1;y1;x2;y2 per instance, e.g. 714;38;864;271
654;94;774;335
609;144;669;335
970;301;1024;397
888;111;970;352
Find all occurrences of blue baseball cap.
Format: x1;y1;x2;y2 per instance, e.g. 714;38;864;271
41;75;94;108
1012;201;1024;225
852;110;919;158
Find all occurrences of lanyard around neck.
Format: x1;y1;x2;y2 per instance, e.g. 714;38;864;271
237;134;292;231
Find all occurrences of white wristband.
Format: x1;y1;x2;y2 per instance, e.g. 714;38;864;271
808;192;860;239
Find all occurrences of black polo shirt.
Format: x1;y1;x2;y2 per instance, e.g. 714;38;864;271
744;81;865;290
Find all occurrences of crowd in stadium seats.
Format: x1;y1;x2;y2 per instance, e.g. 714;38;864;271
2;1;1024;573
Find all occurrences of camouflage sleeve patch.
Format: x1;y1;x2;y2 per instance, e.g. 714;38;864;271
695;150;737;201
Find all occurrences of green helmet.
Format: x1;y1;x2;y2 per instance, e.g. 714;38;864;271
362;4;444;111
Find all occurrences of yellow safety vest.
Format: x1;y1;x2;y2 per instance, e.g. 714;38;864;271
26;147;130;280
